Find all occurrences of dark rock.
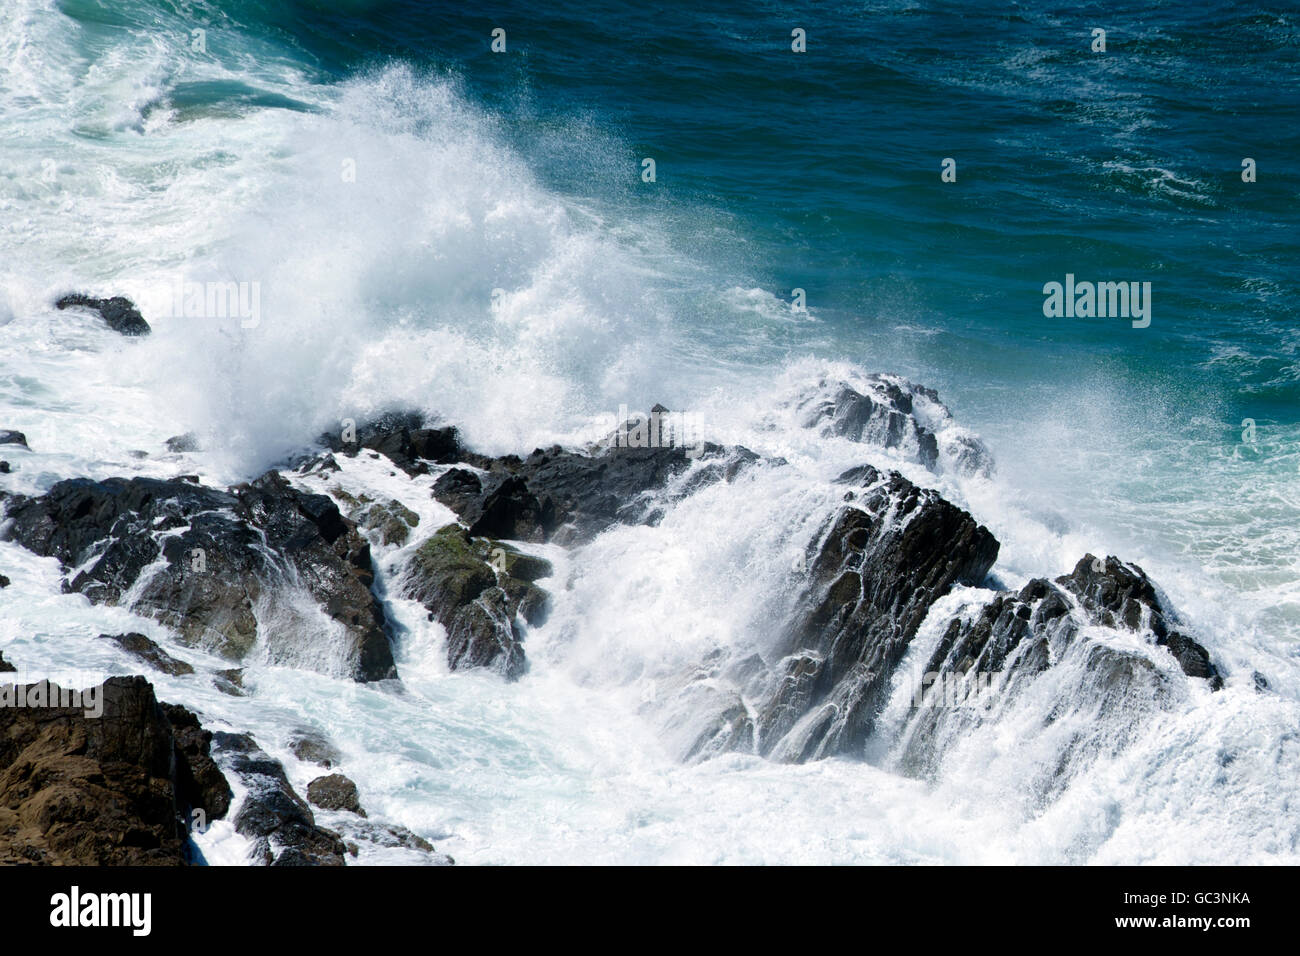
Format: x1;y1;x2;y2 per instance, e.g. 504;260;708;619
327;816;454;864
165;432;200;453
446;588;525;679
0;652;14;672
159;703;232;824
210;732;346;866
1;472;396;682
55;293;151;336
402;524;550;680
0;430;26;448
795;375;994;477
1253;671;1269;692
1058;555;1222;689
99;631;195;676
0;462;9;474
322;411;461;476
306;774;366;816
749;465;1000;761
212;668;246;697
441;440;757;547
432;468;482;514
0;573;8;588
464;475;555;543
288;729;341;768
0;676;227;864
347;498;419;547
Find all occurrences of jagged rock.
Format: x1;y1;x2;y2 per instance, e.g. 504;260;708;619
213;668;246;697
445;588;525;678
1057;555;1222;689
160;703;232;823
402;524;551;680
288;729;341;768
0;430;27;448
211;732;346;866
350;498;420;547
440;439;757;547
0;652;14;673
55;293;151;336
1;472;396;682
306;774;366;816
0;677;227;864
894;556;1225;785
100;632;195;676
432;467;482;514
794;375;994;477
752;465;1000;761
0;573;8;588
0;462;9;473
329;817;454;864
321;411;460;476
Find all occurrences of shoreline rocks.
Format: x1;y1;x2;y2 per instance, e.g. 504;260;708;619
0;677;226;865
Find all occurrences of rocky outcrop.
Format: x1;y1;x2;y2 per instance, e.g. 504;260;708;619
55;293;151;336
793;374;994;477
210;732;347;866
100;632;195;677
0;430;27;448
433;439;760;547
0;677;227;865
744;465;1000;761
306;774;365;816
1;471;396;682
320;411;460;476
893;555;1224;790
288;728;341;768
402;524;552;680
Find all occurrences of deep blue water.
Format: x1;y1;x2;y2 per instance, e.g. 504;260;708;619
207;0;1300;426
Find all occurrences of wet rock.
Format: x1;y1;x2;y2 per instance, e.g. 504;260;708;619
160;703;233;823
0;430;27;448
211;732;346;866
288;729;341;768
431;467;482;514
306;773;366;816
1;472;396;682
328;817;454;864
752;465;1000;761
0;462;9;474
55;293;151;336
794;375;994;477
321;411;461;476
350;498;420;547
0;652;14;673
1057;555;1222;689
402;524;549;680
212;668;246;697
0;573;8;588
99;631;195;677
164;432;200;453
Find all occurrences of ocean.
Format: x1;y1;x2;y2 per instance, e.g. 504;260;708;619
0;0;1297;864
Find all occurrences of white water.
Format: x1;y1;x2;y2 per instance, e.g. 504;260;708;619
1;0;1297;864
